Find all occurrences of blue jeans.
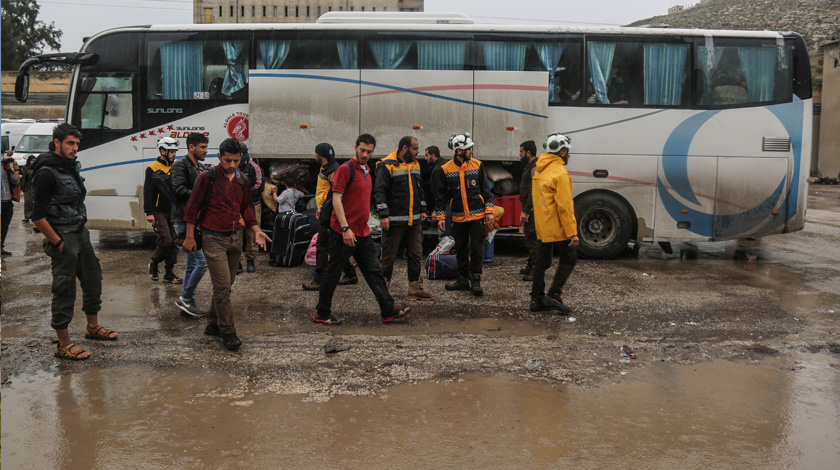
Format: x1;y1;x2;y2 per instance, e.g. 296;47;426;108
175;223;208;301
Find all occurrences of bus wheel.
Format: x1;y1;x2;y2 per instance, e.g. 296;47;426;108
575;193;633;259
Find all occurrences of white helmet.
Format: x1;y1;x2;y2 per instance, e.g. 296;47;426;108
544;133;571;153
157;136;179;151
448;132;474;152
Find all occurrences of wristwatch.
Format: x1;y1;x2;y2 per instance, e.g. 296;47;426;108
341;226;350;232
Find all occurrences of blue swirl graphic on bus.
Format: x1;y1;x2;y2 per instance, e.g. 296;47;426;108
658;101;802;238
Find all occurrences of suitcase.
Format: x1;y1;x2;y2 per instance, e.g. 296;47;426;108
270;211;312;267
426;253;459;280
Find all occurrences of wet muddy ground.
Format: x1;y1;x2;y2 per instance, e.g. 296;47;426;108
2;185;839;468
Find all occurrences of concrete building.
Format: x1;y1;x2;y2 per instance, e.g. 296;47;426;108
194;0;424;24
817;39;840;178
668;5;684;15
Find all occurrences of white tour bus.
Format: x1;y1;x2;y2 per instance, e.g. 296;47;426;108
14;12;812;258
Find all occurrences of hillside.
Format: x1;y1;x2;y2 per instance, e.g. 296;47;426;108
628;0;840;51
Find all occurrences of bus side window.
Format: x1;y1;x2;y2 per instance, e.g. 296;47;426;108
695;42;791;108
147;39;249;101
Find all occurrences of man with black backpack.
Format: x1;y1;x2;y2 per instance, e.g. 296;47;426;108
171;132;209;317
302;142;358;291
182;138;271;351
313;134;411;326
145;137;181;284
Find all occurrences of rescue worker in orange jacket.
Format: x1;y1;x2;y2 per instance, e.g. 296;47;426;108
530;133;578;314
434;133;494;296
375;136;434;300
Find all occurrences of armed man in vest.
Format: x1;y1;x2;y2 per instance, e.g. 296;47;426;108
530;133;579;314
375;136;434;301
31;123;119;360
434;133;495;296
145;136;181;284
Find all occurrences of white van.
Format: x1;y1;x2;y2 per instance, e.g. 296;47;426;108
11;122;56;166
1;119;36;158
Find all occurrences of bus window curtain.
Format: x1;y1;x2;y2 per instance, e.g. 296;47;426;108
222;41;248;96
738;47;776;102
258;40;291;70
370;40;412;69
483;42;526;71
533;43;564;102
161;41;203;100
587;42;615;104
697;46;724;105
337;40;358;69
417;41;467;70
643;43;688;106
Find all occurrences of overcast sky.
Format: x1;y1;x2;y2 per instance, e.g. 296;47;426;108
38;0;680;52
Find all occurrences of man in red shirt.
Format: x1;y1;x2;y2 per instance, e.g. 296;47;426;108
313;133;411;325
182;138;271;350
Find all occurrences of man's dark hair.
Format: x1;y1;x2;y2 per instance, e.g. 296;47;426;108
219;138;242;157
356;133;376;148
398;136;414;152
53;123;82;143
520;140;537;157
187;132;209;148
426;146;440;158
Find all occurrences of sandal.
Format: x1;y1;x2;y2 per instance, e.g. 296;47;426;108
85;324;119;340
55;342;90;360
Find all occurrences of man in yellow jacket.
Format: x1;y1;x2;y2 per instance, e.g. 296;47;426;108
530;133;578;314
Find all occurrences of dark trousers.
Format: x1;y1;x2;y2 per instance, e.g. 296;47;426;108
23;189;34;220
530;239;577;299
151;212;177;271
313;221;356;282
1;200;13;249
43;228;102;330
316;230;394;318
380;223;423;282
202;232;242;334
523;218;538;268
453;219;485;277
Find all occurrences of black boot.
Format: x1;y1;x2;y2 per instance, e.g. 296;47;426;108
246;260;256;273
470;274;483;296
445;276;471;291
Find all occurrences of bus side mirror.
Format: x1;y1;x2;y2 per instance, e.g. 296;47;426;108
15;73;30;103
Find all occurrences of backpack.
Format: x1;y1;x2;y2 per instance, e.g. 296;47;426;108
319;161;355;224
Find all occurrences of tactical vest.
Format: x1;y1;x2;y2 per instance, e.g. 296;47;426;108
38;165;87;227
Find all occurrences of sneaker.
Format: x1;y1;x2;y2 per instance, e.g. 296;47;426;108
543;293;572;314
338;275;358;285
312;313;342;325
530;299;546;312
204;324;221;336
522;267;534;282
163;272;183;284
149;263;159;281
221;333;242;351
382;306;411;323
302;280;321;291
246;260;256;273
176;296;207;317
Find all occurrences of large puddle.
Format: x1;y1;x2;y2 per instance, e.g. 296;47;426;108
3;355;838;469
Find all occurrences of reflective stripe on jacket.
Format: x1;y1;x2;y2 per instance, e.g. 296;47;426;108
374;151;426;225
434;157;494;223
532;153;577;242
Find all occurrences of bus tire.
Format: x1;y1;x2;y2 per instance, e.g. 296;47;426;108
574;192;633;259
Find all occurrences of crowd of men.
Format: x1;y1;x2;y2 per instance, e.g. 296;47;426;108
7;122;580;359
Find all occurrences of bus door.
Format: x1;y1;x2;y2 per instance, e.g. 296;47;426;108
359;70;474;156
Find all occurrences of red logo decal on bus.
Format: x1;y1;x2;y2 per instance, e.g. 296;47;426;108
224;112;249;141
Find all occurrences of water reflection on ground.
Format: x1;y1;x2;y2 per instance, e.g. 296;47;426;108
3;355;838;469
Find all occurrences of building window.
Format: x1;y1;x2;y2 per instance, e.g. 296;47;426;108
318;6;321;16
361;7;365;11
307;6;310;16
230;5;234;16
262;6;266;16
241;5;244;17
204;8;213;23
274;6;277;16
285;6;288;16
251;6;255;16
296;6;299;17
218;5;222;16
372;7;375;11
351;6;354;11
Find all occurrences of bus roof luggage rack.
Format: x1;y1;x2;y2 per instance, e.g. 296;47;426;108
316;12;474;25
